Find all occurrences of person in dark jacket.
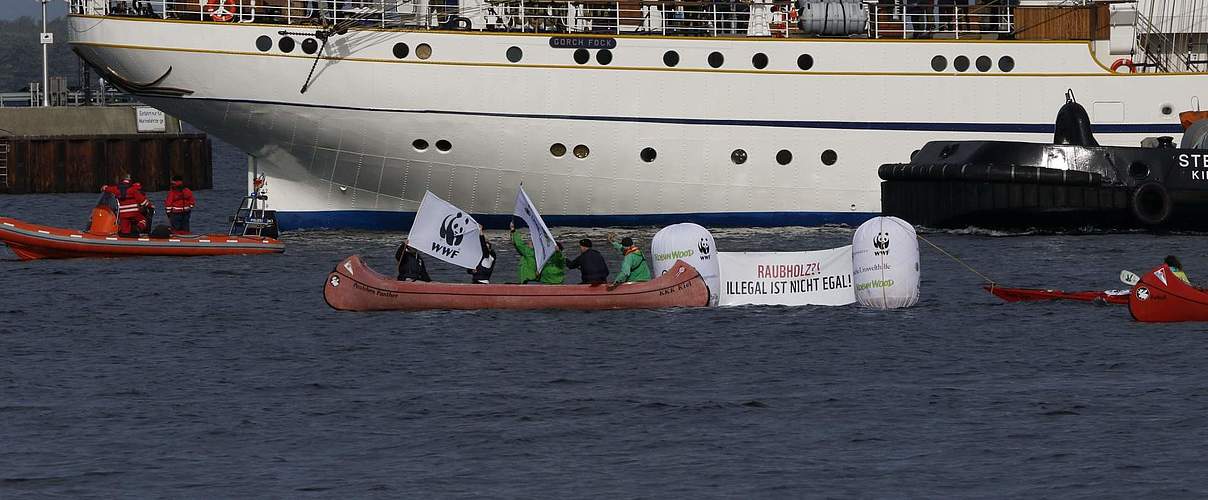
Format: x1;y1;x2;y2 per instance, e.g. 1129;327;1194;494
467;228;496;284
395;239;431;282
566;238;609;284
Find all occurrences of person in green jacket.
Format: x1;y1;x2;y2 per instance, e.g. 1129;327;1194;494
510;222;566;284
607;233;652;285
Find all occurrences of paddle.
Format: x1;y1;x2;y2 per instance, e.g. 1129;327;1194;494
1120;270;1140;286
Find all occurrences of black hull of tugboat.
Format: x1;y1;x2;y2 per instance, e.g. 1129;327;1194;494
878;141;1208;230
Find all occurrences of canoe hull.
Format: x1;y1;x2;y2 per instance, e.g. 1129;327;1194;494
0;216;284;260
324;255;709;311
985;285;1129;305
1128;265;1208;322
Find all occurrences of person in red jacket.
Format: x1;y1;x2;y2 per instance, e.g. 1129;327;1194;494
165;175;196;234
102;174;152;237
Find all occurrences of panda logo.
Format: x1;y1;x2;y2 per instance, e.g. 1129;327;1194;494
698;238;711;257
440;212;470;247
873;232;890;255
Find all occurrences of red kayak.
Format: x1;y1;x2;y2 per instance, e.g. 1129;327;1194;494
0;216;284;260
324;255;709;311
985;285;1129;305
1129;265;1208;322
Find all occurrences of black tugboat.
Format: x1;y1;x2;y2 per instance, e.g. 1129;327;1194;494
879;91;1208;229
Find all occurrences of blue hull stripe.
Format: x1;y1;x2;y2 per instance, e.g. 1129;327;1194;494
164;96;1185;135
277;210;879;231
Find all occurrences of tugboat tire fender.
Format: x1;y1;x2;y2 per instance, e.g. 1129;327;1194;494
1131;182;1172;225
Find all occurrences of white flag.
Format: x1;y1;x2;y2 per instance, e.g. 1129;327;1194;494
407;191;483;269
512;185;558;270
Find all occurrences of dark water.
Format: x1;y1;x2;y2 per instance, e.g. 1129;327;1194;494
3;137;1208;498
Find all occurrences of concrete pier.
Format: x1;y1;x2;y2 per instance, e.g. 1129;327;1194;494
0;107;211;194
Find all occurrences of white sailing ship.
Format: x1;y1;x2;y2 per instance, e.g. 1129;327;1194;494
67;0;1208;228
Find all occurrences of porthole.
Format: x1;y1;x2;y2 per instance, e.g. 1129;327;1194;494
573;144;590;159
550;143;566;157
597;49;613;65
731;149;747;165
1161;104;1174;115
931;55;947;72
797;54;814;71
573;48;590;64
412;139;429;151
998;55;1015;72
976;56;992;72
776;149;792;165
255;35;272;52
506;46;522;63
278;36;295;53
708;51;725;69
954;55;970;72
393;42;410;59
821;149;838;166
640;147;657;163
663;50;680;67
1130;161;1150;179
302;38;318;55
752;53;768;70
416;43;432;60
435;139;451;152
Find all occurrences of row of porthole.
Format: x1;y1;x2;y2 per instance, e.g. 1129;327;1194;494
550;143;591;158
256;35;319;55
932;55;1015;73
505;46;814;71
413;139;452;152
393;43;434;60
550;144;837;166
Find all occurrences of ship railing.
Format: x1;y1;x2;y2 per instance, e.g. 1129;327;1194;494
867;0;1013;39
72;0;1017;38
72;0;847;37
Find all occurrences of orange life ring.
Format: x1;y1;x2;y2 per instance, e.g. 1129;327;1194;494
204;0;236;22
1110;58;1136;73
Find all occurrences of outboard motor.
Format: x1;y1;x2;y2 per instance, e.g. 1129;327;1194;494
1053;90;1099;147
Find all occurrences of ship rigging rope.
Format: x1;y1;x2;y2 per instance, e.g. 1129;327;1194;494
914;233;998;286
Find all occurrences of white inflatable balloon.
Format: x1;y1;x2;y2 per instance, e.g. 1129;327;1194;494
651;223;720;306
852;216;920;309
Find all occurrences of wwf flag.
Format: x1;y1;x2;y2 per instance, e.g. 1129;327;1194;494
408;191;483;269
513;185;558;270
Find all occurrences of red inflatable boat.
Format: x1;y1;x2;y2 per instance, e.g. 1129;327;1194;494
1129;265;1208;322
324;255;709;311
986;285;1129;305
0;216;284;260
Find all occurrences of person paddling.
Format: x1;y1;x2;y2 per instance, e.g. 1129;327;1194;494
1165;255;1191;285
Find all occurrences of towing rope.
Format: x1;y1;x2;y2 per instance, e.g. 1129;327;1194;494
915;232;998;286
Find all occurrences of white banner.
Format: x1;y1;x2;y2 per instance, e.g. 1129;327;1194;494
512;185;558;270
408;191;483;269
718;247;856;306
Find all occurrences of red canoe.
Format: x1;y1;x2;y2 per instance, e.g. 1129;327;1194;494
985;285;1129;305
1129;265;1208;322
0;216;284;260
324;255;709;311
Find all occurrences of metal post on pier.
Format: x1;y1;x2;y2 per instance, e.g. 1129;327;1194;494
40;0;52;107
